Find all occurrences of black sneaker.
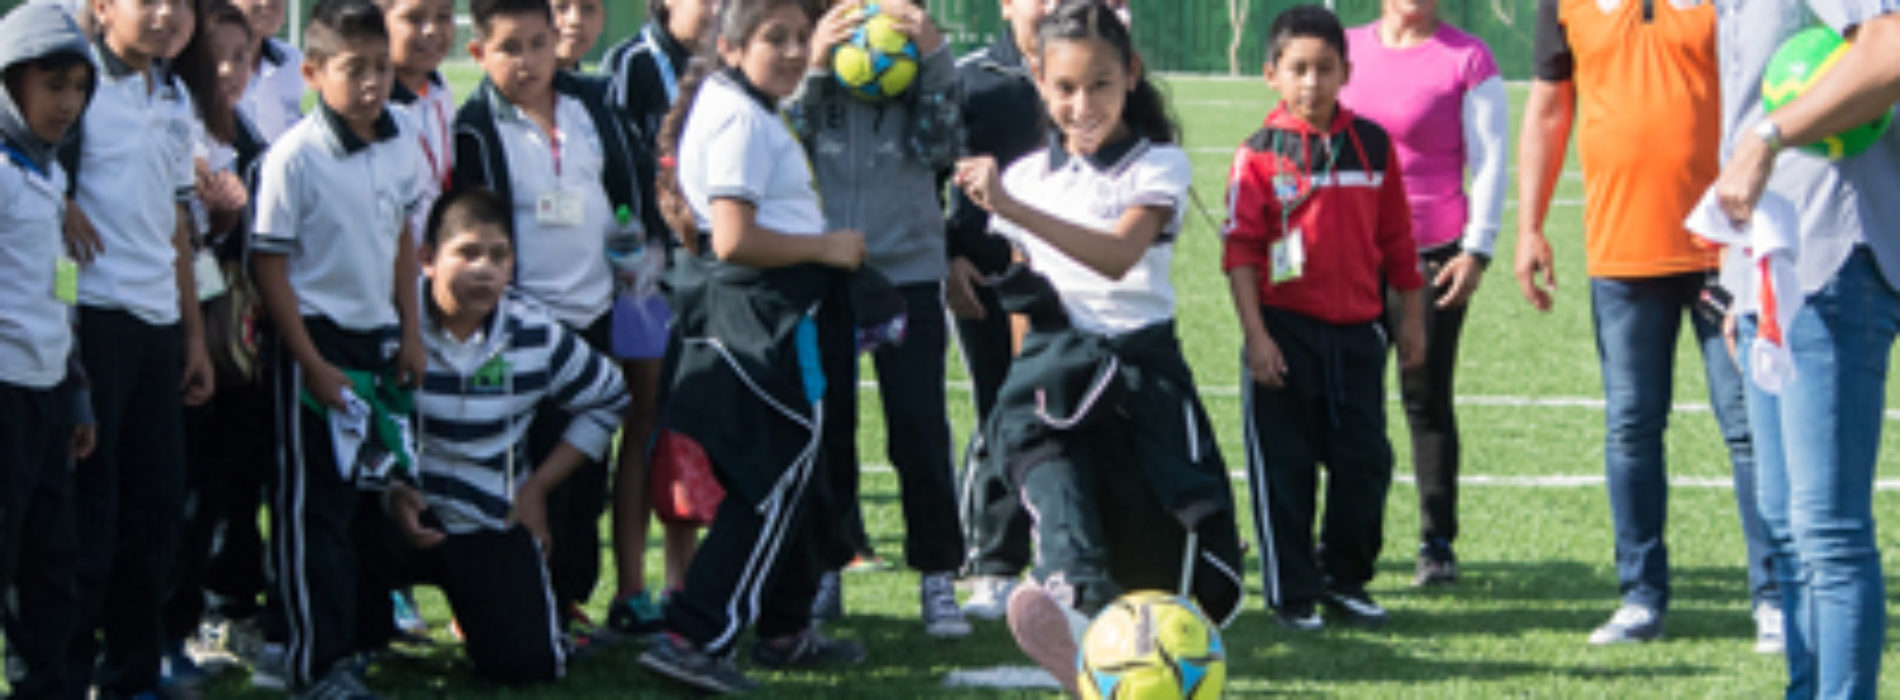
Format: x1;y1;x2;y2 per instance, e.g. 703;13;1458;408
750;627;866;670
1274;600;1325;631
1413;540;1458;587
639;633;758;695
1322;588;1391;628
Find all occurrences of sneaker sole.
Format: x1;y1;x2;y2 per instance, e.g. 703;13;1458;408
1005;589;1080;696
250;673;287;692
637;649;750;695
960;603;1006;621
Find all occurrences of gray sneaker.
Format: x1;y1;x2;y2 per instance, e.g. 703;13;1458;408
1588;604;1663;645
290;660;379;700
921;572;972;638
249;642;288;691
639;633;757;695
811;570;844;622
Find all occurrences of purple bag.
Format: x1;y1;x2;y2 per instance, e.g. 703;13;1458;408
611;292;672;360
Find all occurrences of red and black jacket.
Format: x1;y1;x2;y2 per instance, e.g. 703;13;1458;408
1221;104;1423;325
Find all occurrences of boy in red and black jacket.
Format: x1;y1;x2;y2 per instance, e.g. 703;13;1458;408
1222;5;1425;632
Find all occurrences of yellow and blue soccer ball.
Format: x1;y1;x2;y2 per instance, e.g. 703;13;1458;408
1761;25;1893;160
830;3;920;101
1077;591;1227;700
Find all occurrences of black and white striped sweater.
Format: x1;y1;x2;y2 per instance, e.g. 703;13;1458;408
413;290;629;534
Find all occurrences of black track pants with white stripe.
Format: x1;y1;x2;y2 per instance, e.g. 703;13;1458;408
1244;307;1394;610
391;524;566;683
267;319;395;688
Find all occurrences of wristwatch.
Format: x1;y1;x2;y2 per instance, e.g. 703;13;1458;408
1754;119;1785;153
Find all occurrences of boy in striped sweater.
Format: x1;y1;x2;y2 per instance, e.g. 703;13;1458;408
382;186;629;683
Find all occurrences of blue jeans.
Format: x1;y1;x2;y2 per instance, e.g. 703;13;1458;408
1739;248;1892;699
1590;274;1771;613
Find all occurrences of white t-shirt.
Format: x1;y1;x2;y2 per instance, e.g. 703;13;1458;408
0;157;74;388
392;73;455;243
252;107;424;331
495;92;614;327
74;45;196;325
679;70;825;238
238;38;307;142
992;137;1190;336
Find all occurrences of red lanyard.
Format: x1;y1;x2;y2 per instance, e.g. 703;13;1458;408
416;88;450;191
548;113;563;179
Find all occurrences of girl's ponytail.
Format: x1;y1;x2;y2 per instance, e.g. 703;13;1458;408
655;56;717;253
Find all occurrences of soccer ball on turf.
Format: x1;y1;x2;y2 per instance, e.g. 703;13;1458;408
1077;591;1227;700
1761;25;1894;160
830;3;920;101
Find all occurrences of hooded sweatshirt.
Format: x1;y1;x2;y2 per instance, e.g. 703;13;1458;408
789;46;961;286
0;2;92;389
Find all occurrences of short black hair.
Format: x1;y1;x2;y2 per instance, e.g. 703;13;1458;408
470;0;553;39
1267;4;1346;66
304;0;389;63
2;50;94;108
424;186;514;248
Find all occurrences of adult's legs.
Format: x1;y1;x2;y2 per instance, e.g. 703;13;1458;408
1742;249;1893;698
1589;276;1685;614
1386;247;1469;552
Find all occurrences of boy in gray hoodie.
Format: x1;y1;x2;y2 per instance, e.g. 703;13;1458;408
0;3;96;696
789;0;968;637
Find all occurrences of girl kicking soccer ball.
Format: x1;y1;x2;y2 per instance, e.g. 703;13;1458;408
953;1;1243;692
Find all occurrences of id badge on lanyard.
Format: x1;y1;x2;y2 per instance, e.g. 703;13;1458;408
1268;131;1341;286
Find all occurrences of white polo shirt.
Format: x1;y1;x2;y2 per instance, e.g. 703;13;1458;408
679;69;825;238
991;136;1190;336
487;88;614;327
0;154;74;388
238;38;307;142
74;41;196;325
252;105;423;331
391;72;454;243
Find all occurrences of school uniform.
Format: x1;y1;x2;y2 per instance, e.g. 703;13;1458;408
947;29;1045;578
452;71;658;612
658;69;849;655
1222;104;1423;610
395;289;628;683
0;7;91;696
59;37;197;697
166;111;273;643
238;37;306;142
789;42;964;575
390;71;455;243
251;103;424;689
979;134;1244;622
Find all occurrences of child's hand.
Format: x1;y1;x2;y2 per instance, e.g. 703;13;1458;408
818;230;868;270
945;256;987;320
304;359;352;412
201;171;249;214
953;156;1010;214
1245;333;1288;389
181;338;216;407
881;0;943;53
1398;313;1427;371
387;484;447;550
395;336;428;389
811;1;863;69
509;486;553;559
70;424;95;462
62;202;104;264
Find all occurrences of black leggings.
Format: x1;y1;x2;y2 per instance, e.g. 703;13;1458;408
1383;245;1471;547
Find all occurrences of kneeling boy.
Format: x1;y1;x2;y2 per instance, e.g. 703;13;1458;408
384;187;629;683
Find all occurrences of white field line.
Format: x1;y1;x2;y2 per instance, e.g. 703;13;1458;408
862;380;1900;422
860;464;1900;492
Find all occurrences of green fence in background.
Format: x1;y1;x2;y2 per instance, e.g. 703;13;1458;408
0;0;1543;78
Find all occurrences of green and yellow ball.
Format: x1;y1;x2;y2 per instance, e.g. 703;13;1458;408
831;3;920;101
1078;591;1227;700
1761;25;1894;160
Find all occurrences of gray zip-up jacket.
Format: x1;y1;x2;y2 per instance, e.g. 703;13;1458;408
789;46;961;286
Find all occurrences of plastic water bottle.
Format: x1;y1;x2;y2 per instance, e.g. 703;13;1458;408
606;204;647;295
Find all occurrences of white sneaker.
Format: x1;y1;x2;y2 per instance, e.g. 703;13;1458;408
921;572;973;638
1587;604;1663;645
1754;603;1786;655
960;575;1017;621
